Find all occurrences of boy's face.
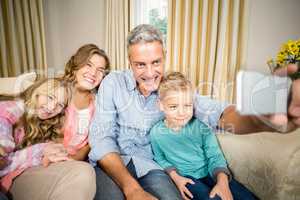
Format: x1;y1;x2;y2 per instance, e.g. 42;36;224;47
159;89;194;129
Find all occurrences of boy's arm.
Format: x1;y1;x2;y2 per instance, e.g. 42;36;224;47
201;123;231;180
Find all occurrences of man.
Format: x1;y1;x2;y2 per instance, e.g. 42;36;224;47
89;24;300;200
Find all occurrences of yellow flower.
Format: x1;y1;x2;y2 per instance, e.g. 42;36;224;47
269;39;300;69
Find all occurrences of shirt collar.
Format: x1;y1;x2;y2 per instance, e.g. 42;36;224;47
124;70;137;91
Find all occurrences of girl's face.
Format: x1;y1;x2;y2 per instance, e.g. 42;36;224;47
36;86;66;120
75;54;106;91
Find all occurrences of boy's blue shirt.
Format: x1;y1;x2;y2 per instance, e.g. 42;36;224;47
150;117;230;179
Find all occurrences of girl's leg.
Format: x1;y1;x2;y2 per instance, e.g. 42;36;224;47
10;161;96;200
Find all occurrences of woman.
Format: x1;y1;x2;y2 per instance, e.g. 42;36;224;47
62;44;110;161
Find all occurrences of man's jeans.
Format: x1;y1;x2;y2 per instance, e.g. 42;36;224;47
94;160;181;200
0;192;8;200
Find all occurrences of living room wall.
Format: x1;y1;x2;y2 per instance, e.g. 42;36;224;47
43;0;300;74
244;0;300;72
43;0;106;74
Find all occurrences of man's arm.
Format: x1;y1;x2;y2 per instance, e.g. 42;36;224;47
99;153;144;196
218;105;273;134
219;105;297;134
220;64;300;134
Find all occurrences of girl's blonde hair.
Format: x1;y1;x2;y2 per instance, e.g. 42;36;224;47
63;44;111;84
158;72;193;99
0;78;71;149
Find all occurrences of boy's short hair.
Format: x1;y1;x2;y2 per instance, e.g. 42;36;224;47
158;72;193;99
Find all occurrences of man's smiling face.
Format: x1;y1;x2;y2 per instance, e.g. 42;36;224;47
129;41;165;97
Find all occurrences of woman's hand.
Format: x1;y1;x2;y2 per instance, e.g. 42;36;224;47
0;158;9;170
42;142;72;167
0;145;9;170
0;145;6;157
169;170;195;200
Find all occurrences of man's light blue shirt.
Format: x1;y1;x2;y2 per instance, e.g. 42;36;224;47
88;70;229;178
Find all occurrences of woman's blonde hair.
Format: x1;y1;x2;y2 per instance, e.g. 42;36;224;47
63;44;111;84
13;78;71;148
158;72;193;99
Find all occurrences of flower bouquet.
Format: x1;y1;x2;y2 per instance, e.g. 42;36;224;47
267;39;300;79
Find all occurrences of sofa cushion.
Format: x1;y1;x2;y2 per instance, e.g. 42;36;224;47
217;130;300;200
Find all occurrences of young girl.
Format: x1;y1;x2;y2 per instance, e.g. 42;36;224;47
150;72;257;200
62;44;110;160
0;78;70;193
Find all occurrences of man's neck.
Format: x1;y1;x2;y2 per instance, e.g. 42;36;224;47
137;85;151;97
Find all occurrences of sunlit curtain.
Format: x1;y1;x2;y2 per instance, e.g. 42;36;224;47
166;0;248;103
105;0;131;70
0;0;47;77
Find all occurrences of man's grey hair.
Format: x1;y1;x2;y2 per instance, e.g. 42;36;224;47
127;24;164;51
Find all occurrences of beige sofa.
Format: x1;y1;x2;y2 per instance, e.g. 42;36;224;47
1;73;300;200
217;131;300;200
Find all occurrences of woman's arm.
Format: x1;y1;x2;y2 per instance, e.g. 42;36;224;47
69;144;90;161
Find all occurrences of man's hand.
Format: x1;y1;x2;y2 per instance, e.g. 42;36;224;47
210;173;233;200
125;187;158;200
169;170;194;200
271;64;300;131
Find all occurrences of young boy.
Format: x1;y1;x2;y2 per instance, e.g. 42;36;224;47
150;72;257;200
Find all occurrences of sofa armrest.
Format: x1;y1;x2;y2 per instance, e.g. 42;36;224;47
0;72;36;95
217;130;300;200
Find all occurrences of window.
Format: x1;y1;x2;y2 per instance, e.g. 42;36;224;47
132;0;168;42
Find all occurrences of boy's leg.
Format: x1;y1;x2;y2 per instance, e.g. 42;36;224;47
228;178;258;200
202;175;258;200
138;169;181;200
10;161;96;200
186;176;221;200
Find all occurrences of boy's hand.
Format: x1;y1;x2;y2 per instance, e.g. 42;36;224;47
169;170;195;200
210;173;233;200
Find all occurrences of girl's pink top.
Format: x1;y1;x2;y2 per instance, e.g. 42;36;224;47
0;101;46;192
63;98;95;155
